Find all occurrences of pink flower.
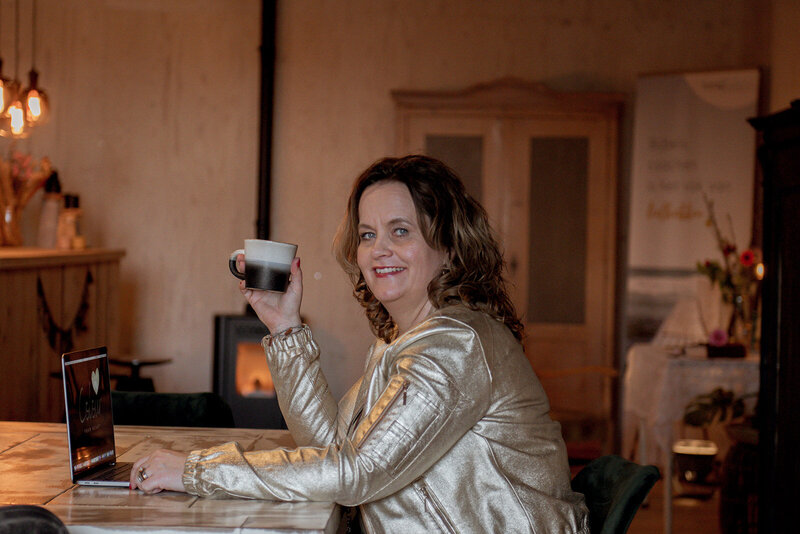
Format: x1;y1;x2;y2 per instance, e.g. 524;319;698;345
708;328;729;347
740;249;754;267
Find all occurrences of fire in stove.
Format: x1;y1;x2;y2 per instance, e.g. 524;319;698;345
235;341;275;397
214;314;285;429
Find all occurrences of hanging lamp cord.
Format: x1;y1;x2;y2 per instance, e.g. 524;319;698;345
14;0;19;80
31;0;37;69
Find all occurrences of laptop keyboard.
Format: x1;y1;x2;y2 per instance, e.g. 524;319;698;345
87;461;133;481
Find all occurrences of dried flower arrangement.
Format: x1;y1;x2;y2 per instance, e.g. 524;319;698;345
0;150;52;245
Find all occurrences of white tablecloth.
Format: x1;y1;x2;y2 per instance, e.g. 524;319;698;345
622;343;759;468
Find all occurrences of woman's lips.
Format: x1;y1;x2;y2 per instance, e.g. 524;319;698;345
374;266;405;277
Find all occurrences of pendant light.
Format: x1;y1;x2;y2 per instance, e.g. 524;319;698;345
23;0;47;126
0;0;25;138
0;0;49;138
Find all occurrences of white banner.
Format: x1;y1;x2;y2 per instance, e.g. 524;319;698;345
628;69;759;270
625;69;760;344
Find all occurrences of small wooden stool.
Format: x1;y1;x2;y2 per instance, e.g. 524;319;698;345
109;356;172;391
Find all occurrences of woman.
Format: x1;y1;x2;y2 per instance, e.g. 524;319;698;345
131;155;589;533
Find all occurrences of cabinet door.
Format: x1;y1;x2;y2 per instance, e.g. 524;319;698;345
0;270;43;421
0;257;121;422
0;266;66;422
508;117;617;417
402;115;616;370
403;115;508;238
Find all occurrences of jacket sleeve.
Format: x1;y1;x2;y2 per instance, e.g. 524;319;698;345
261;325;341;448
183;318;492;505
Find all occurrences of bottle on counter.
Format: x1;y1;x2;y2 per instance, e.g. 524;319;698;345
36;171;62;249
56;194;85;250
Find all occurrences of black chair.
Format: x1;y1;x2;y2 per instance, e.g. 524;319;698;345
571;454;660;534
111;391;235;428
0;505;68;534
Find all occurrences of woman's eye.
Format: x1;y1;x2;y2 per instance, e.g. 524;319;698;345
359;231;375;241
393;227;409;237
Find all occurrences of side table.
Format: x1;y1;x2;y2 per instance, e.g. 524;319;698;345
109;356;172;391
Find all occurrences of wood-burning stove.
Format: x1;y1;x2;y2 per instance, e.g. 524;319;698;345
214;314;285;429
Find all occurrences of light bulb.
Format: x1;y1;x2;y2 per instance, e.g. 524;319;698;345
0;80;31;138
26;89;43;120
9;100;24;136
0;79;20;118
23;70;49;125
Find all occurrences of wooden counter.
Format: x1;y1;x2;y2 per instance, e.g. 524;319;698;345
0;248;125;269
0;248;125;422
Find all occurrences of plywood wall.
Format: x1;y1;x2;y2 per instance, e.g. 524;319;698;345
270;0;772;398
5;1;795;400
3;0;261;393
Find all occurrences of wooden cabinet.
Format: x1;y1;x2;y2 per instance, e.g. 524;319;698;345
0;248;125;422
749;100;800;534
393;78;623;452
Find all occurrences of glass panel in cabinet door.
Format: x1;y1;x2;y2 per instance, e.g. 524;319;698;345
425;135;484;201
527;137;588;324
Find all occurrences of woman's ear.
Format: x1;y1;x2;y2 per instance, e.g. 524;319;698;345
440;250;454;275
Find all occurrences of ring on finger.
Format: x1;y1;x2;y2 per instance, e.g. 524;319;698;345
137;466;149;482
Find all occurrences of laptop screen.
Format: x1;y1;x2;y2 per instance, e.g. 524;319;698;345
62;347;117;477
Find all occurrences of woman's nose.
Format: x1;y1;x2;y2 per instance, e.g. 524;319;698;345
371;233;391;257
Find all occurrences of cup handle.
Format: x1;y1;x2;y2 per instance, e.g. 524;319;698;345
229;249;246;280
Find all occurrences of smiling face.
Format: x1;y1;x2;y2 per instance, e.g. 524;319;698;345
356;181;448;331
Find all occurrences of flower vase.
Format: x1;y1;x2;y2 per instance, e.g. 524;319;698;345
0;206;23;246
732;288;758;346
731;313;754;350
708;293;751;358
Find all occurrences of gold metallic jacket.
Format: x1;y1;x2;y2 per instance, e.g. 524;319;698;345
183;305;589;533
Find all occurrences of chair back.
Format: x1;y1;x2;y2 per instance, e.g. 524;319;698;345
536;365;619;464
570;454;660;534
111;391;235;428
0;505;68;534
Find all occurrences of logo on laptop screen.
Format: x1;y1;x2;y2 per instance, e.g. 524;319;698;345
91;367;100;394
80;365;103;424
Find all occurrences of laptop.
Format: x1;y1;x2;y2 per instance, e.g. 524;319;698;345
62;346;132;487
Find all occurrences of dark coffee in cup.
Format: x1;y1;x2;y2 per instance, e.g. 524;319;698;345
244;260;291;292
229;239;297;292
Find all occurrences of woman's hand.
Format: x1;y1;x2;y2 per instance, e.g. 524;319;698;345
238;255;303;333
130;449;188;494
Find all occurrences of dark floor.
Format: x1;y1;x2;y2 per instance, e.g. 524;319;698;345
628;478;721;534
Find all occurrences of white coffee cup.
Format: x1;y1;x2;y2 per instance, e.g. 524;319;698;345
228;239;298;292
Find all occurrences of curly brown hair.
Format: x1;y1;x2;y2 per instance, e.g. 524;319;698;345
333;155;524;344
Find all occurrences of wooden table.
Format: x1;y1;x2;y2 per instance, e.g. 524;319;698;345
0;421;340;533
622;343;759;469
622;343;759;534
